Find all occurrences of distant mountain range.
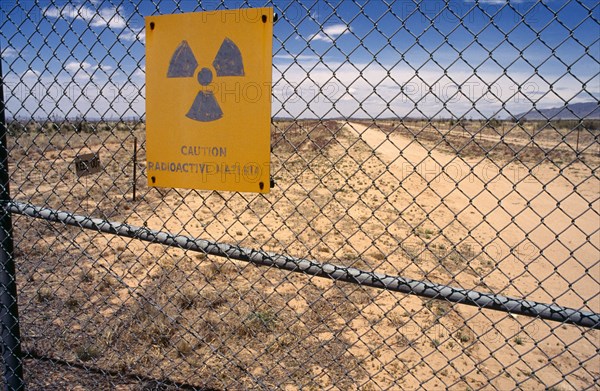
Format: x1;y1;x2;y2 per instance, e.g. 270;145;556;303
517;102;600;120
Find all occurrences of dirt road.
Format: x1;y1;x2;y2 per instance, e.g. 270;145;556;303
346;121;599;310
345;121;599;389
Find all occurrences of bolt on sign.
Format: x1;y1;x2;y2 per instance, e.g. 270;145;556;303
145;8;273;193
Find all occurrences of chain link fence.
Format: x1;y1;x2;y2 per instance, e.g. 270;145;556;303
1;0;599;389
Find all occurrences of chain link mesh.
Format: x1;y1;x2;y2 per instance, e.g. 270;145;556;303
1;0;599;389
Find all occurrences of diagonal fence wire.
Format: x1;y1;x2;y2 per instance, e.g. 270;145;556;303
6;200;600;330
0;0;599;390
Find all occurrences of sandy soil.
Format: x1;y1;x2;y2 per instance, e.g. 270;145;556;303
346;121;599;309
6;120;599;390
345;121;600;389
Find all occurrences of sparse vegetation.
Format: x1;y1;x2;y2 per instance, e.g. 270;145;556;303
9;118;597;389
65;297;79;310
36;287;53;302
175;285;197;310
370;118;599;165
239;310;277;335
456;330;471;343
514;336;524;345
175;339;193;357
75;344;101;362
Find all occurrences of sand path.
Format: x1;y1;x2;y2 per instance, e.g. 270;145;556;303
345;121;600;388
345;121;599;312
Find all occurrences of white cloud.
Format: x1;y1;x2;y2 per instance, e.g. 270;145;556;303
309;24;350;42
133;65;145;78
64;61;116;81
44;4;126;29
271;59;598;119
4;70;146;119
65;62;111;72
65;61;94;73
323;24;349;36
120;28;145;43
6;59;595;120
2;47;17;59
466;0;527;3
42;7;61;19
274;54;321;63
96;6;126;28
21;70;40;78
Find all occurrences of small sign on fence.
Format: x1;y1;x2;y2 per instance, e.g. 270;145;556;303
145;8;273;193
74;153;101;177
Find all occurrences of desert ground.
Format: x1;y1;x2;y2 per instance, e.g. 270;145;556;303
4;118;599;389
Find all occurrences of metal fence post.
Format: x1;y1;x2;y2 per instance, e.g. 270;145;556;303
132;136;137;202
0;47;25;391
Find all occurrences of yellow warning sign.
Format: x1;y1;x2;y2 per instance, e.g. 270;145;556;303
145;8;273;193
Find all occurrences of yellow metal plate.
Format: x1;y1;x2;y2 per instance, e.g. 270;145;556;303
145;8;273;193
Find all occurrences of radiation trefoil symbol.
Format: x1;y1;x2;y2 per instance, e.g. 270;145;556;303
167;38;245;122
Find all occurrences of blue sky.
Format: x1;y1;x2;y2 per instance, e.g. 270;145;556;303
1;0;598;119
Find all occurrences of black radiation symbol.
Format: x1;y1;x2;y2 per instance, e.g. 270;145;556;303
167;38;245;122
